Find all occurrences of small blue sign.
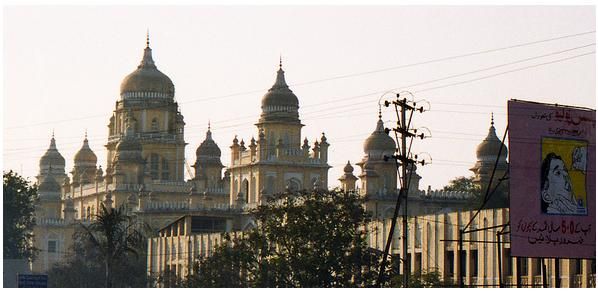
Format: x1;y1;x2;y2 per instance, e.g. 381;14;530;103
17;274;48;288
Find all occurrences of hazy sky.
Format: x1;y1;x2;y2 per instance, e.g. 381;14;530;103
3;5;596;190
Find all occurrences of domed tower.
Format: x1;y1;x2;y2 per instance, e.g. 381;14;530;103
36;171;62;219
357;112;398;196
193;124;224;188
71;133;97;186
106;33;186;182
255;60;303;155
338;160;358;192
37;133;67;185
228;60;330;207
470;114;509;208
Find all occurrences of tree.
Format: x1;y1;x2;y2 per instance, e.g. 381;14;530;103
48;204;150;287
181;189;389;288
442;176;479;193
3;170;38;261
390;269;448;288
443;176;482;206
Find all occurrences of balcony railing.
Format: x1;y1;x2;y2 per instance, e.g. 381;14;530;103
573;274;583;288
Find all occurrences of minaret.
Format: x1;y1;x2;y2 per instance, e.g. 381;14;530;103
339;161;358;192
107;34;186;182
357;112;398;196
256;60;303;153
36;169;62;219
37;132;67;185
193;123;224;189
72;131;98;186
470;113;509;208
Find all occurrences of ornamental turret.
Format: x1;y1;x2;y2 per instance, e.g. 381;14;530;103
37;169;62;219
339;160;358;192
38;133;67;185
193;124;224;188
71;133;98;186
255;61;304;156
357;113;398;196
470;114;509;208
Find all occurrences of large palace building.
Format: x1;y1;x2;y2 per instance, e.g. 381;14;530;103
31;36;508;274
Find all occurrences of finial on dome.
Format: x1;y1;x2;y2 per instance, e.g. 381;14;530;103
84;129;88;140
491;112;494;126
208;120;211;131
279;54;282;69
52;129;55;139
378;104;382;120
146;29;150;48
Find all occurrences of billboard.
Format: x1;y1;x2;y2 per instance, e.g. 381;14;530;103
508;100;595;258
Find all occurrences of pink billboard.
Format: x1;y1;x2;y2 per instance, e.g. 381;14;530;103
508;100;595;259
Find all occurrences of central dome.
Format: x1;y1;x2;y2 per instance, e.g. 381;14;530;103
259;63;300;123
120;38;174;99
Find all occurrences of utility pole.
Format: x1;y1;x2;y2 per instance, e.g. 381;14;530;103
376;92;428;287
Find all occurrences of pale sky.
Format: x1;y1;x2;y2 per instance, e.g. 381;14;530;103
3;5;596;190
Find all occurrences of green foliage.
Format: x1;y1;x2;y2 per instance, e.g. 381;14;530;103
180;189;387;288
443;176;482;206
48;204;150;287
3;170;38;260
390;269;448;288
442;176;479;193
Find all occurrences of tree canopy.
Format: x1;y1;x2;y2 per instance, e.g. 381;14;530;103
3;170;38;260
442;176;479;193
177;189;389;288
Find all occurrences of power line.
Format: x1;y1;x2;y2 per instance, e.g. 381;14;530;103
5;34;595;130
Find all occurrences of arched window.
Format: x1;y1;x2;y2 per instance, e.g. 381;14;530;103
151;118;159;132
242;179;249;202
150;154;160;180
266;176;275;194
287;178;301;192
415;219;422;248
161;158;169;180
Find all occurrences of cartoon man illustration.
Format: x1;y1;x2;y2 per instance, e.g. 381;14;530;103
540;152;584;215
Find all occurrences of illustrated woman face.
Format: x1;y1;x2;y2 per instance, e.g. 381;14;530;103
545;158;572;198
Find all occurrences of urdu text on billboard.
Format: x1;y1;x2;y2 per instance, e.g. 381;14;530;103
508;100;595;259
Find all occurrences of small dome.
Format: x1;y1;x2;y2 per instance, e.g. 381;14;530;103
38;174;61;199
343;160;354;173
120;39;174;99
476;121;508;159
364;118;396;154
74;136;97;165
196;127;221;158
40;136;65;169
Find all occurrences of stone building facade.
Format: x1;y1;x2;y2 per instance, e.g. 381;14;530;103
31;35;526;279
148;208;596;288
